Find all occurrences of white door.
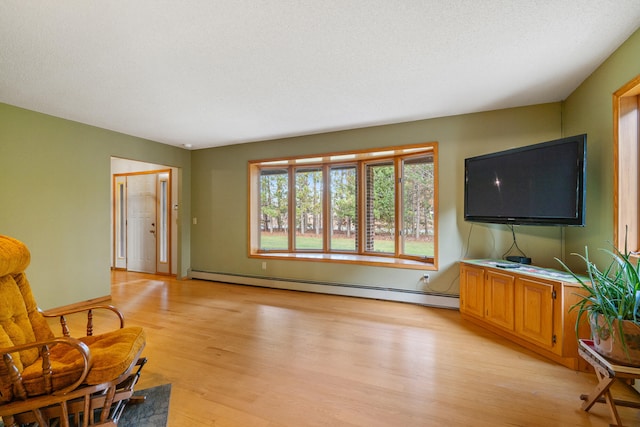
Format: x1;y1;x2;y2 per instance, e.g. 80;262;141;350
127;174;157;273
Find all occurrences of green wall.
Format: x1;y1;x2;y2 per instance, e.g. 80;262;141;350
562;28;640;271
191;103;562;295
0;104;191;310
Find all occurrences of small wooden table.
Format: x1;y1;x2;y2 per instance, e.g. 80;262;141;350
578;339;640;426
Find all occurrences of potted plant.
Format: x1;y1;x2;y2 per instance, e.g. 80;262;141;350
557;242;640;365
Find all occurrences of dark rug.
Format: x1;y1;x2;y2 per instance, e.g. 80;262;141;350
119;383;171;427
0;384;171;427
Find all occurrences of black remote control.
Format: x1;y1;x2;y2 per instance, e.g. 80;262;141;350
496;263;520;269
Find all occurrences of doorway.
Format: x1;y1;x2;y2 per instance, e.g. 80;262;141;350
112;158;176;275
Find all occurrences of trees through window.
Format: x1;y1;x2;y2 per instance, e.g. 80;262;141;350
250;143;438;267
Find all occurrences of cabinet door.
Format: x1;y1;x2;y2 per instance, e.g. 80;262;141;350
460;264;485;319
485;271;515;330
515;277;555;349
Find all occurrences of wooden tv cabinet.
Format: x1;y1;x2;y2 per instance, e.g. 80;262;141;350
459;260;590;370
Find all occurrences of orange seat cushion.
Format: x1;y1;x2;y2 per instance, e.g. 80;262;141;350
20;326;145;397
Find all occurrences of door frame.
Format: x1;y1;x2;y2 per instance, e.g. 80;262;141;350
112;169;172;275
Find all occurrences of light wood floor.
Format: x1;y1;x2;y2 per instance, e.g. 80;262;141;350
65;271;640;426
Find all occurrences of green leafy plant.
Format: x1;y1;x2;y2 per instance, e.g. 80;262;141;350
556;243;640;358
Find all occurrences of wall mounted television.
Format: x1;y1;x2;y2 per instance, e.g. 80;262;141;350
464;134;587;226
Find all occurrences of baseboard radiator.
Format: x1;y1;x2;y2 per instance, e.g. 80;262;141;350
189;270;459;310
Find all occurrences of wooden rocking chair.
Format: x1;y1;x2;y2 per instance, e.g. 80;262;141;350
0;235;146;427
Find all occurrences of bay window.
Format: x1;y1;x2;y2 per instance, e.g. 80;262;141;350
249;143;438;269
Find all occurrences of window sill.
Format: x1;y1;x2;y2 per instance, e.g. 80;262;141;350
250;252;436;270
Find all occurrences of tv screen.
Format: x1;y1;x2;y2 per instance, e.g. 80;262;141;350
464;134;586;226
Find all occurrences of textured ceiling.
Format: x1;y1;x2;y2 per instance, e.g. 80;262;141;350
1;1;639;150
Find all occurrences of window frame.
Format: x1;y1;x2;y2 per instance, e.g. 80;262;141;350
293;165;324;252
614;74;640;254
248;143;438;270
328;163;358;253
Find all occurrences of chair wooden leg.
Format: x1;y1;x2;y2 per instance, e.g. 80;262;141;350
99;385;117;424
128;395;146;405
604;391;624;426
581;372;616;411
580;368;624;426
32;407;49;427
60;400;71;427
83;393;91;427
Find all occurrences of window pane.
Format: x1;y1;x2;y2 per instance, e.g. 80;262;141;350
402;156;435;257
295;168;323;250
330;166;357;251
260;169;289;250
117;182;126;258
159;175;169;263
365;162;395;254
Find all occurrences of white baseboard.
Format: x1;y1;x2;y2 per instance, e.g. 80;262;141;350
189;270;459;310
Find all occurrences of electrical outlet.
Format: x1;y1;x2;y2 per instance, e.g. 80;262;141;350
262;261;267;270
422;273;430;283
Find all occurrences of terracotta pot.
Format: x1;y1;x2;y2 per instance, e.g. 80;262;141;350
591;314;640;365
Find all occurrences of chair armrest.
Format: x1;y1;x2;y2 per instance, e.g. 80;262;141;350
42;305;125;337
1;337;92;398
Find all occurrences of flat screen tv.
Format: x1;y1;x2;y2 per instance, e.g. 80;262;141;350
464;134;587;226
